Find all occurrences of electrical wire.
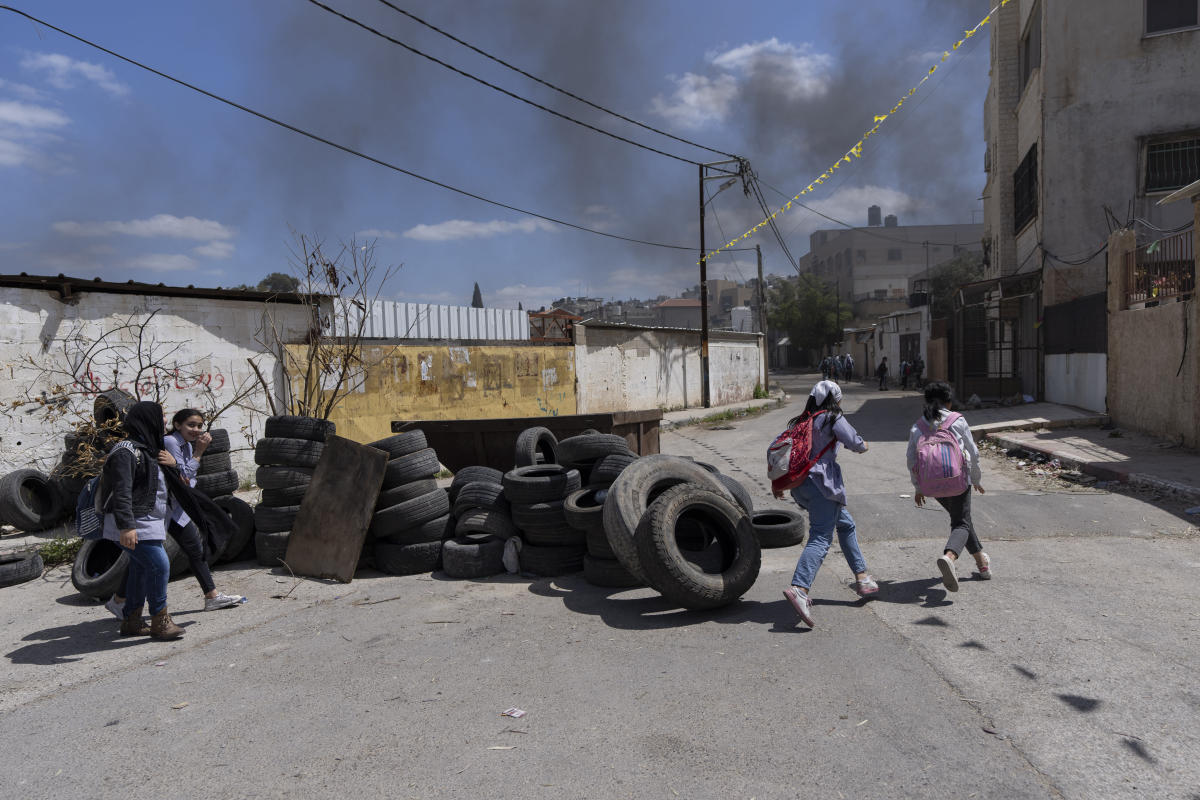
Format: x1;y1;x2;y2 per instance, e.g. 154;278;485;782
372;0;740;161
0;6;756;254
703;189;747;283
305;0;702;167
747;178;801;272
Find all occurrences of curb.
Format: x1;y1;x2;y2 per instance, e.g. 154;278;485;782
660;397;784;431
969;414;1110;440
986;432;1200;504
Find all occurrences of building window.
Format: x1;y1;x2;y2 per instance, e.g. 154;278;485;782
887;248;902;261
1146;0;1199;33
1144;135;1200;192
1013;144;1038;233
1019;2;1042;92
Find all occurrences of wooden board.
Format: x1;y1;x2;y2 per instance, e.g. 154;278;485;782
285;435;386;583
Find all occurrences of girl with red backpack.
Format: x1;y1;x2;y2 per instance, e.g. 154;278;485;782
906;381;991;591
773;380;878;627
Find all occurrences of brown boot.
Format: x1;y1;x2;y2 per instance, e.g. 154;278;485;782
150;608;184;640
119;614;150;637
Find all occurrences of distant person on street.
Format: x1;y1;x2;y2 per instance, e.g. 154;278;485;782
913;356;925;388
906;381;991;591
900;360;911;390
775;380;878;627
876;357;889;390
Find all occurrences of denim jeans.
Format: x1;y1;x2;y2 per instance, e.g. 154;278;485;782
789;478;868;589
121;539;169;617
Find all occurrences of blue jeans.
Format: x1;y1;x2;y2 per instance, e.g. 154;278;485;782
789;479;867;589
121;540;169;617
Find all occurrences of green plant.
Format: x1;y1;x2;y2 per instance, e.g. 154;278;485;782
435;468;453;479
38;536;82;567
753;383;769;399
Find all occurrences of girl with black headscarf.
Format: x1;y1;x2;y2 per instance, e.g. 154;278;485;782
100;401;185;640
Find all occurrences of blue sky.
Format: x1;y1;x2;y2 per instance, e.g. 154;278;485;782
0;0;991;309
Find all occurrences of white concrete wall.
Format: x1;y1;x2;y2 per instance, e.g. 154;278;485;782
0;287;311;479
1045;353;1106;412
574;324;762;413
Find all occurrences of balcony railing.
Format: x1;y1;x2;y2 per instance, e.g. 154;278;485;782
1124;230;1195;308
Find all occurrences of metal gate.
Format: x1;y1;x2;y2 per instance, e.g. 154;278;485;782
952;271;1043;402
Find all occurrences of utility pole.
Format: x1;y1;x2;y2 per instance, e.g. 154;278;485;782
834;276;840;356
756;244;768;391
697;158;743;409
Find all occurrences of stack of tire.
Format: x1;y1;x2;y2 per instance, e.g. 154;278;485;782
564;451;640;588
253;416;333;567
366;431;450;576
197;429;256;564
443;466;515;579
601;454;761;610
0;468;67;534
505;462;584;577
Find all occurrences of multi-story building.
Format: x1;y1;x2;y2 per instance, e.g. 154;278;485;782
982;0;1199;410
656;298;702;328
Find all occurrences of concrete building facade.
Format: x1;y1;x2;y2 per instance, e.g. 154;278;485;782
982;0;1200;411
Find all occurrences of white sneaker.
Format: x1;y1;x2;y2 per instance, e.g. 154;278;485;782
937;555;959;592
104;596;124;619
783;586;815;626
204;593;243;611
975;552;992;580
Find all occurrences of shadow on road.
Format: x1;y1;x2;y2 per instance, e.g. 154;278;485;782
5;617;190;665
871;576;952;607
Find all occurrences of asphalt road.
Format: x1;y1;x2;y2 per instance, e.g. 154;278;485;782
2;373;1197;799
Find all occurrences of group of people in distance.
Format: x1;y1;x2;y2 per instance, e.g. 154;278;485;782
778;379;989;628
874;355;925;391
100;403;244;641
819;353;854;382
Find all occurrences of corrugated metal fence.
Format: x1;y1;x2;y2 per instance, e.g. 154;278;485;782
333;300;530;340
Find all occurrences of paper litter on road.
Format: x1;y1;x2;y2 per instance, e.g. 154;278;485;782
502;707;526;718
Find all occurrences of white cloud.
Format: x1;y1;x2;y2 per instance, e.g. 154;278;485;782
402;218;556;242
0;138;36;167
126;253;197;272
493;283;565;309
651;38;832;129
193;240;234;259
53;214;235;241
0;100;70;130
0;78;45;101
356;228;398;239
20;52;130;97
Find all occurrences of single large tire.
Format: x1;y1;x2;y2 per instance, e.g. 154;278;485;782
583;554;642;588
601;455;735;583
448;466;503;501
70;539;129;599
514;427;558;468
511;501;583;547
260;484;310;507
378;514;454;545
0;551;44;588
557;433;634;466
255;466;314;491
369;430;428;459
254;503;300;534
212;495;255;562
752;508;807;548
717;473;754;516
93;388;135;427
254;437;324;468
588;453;638;488
372;539;442;575
382;448;440;488
564;488;606;534
264;415;335;442
196;470;239;498
256;530;290;567
0;469;66;532
451;481;509;517
455;509;519;540
204;428;230;454
376;478;439;510
518;541;585;577
442;535;506;579
197;452;232;475
634;484;761;610
502;465;581;505
369;489;451;540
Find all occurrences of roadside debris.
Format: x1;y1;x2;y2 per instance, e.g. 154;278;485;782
502;707;526;718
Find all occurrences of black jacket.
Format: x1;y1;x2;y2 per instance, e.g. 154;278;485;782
101;443;157;530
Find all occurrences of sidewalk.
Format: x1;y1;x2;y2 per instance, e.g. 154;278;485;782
659;395;784;430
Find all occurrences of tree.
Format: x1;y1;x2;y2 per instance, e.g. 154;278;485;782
927;251;985;319
517;301;523;311
768;274;852;360
257;272;301;294
471;282;483;308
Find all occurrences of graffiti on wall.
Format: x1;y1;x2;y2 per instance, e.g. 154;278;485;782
71;361;227;398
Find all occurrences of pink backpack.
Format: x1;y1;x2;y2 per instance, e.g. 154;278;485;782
767;411;837;493
912;412;970;497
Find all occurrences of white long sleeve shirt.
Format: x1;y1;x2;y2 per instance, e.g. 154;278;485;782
905;409;982;490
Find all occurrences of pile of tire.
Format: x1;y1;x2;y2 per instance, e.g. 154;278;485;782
198;429;256;564
0;468;67;534
442;465;514;579
366;431;450;576
253;415;333;567
602;454;762;610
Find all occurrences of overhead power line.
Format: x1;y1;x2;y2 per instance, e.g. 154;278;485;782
372;0;740;161
305;0;703;167
0;5;754;254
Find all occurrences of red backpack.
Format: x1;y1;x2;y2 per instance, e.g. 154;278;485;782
767;411;837;493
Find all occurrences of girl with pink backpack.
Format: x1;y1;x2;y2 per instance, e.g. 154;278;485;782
905;381;991;591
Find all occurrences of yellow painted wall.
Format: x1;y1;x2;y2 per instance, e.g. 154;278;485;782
292;343;577;443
